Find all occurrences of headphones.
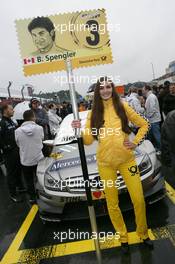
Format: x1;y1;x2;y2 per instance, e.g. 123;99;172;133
29;98;39;108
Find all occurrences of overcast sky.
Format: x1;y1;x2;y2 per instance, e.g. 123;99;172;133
0;0;175;96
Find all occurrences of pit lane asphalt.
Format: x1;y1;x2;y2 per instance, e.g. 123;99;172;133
0;164;175;264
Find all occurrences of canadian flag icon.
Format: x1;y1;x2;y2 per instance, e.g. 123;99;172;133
23;57;35;65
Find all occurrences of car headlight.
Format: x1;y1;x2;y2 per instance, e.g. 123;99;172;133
44;170;68;192
138;154;152;176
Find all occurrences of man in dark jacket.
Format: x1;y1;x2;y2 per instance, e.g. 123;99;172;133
59;101;69;120
161;110;175;187
162;83;175;116
0;104;24;202
29;98;50;139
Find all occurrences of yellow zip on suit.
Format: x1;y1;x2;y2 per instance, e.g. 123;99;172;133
82;98;150;243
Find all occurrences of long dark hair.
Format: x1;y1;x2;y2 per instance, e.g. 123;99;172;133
91;76;131;139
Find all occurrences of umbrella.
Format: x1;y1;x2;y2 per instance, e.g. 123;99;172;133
87;83;96;93
13;101;30;120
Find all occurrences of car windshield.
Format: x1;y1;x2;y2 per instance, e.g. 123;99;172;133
53;111;89;145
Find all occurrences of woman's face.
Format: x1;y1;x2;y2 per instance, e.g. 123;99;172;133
99;81;113;100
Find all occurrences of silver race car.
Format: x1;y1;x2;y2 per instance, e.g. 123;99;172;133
36;111;166;222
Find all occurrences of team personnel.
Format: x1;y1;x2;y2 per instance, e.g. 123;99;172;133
162;83;175;116
127;87;145;114
48;103;62;137
0;104;24;202
29;98;50;139
143;85;161;151
15;110;44;204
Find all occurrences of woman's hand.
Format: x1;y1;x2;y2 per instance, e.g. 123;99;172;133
123;139;137;150
71;119;81;128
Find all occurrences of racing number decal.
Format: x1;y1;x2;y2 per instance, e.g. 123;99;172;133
86;20;100;46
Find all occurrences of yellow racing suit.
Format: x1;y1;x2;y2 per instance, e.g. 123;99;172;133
82;98;150;243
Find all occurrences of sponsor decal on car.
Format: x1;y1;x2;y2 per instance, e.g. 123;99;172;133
50;154;97;171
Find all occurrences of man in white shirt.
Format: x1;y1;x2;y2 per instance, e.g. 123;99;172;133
143;85;161;151
15;110;44;203
127;87;145;114
48;103;62;137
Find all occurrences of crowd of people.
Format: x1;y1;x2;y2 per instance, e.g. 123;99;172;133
0;97;91;203
0;98;64;203
125;81;175;159
0;79;175;253
125;81;175;188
